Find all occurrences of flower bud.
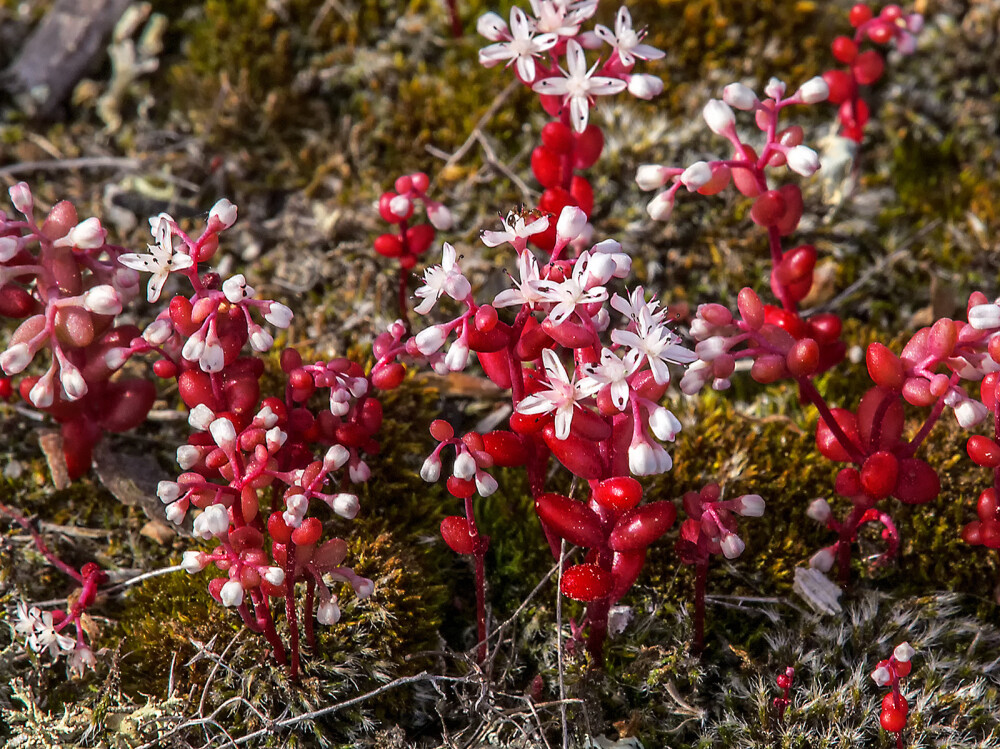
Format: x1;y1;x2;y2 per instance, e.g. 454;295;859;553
182;551;208;573
223;274;254;303
59;363;88;400
317;599;341;625
0;343;34;375
635;164;671;191
475;470;498;497
220;580;244;607
353;577;375;598
703;99;736;135
389;194;411;218
324;445;350;470
969;303;1000;330
453;451;477;480
0;236;20;262
349;460;371;483
646;191;675;221
9;182;33;215
264;566;285;585
955;399;988;429
54;217;107;249
143;319;174;345
648;406;682;442
189;404;215;430
680;161;713;190
330;492;360;519
870;666;891;686
176;445;201;469
420;454;442;482
720;532;746;559
785;146;820;176
415;326;447;355
427;203;453;230
764;77;786;99
628;440;658;476
265;426;287;452
264;302;293;328
28;368;56;408
735;494;765;517
209;199;238;229
806;497;832;523
210;417;238;450
445;341;470;372
627;74;663;100
249;326;274;352
84;285;123;315
893;642;915;662
722;82;758;110
158;481;182;503
556;206;588;241
809;547;835;572
795;76;829;104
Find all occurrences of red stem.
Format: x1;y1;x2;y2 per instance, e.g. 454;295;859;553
0;501;83;582
464;495;489;664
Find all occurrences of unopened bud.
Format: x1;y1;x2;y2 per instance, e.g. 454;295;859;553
209;199;238;229
703;99;736;135
722;82;758;110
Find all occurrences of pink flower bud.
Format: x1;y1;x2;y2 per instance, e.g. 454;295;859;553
806;498;832;523
556;206;588;241
0;236;19;262
427;203;453;231
0;343;34;375
475;469;498;497
209;199;238;229
720;532;745;559
9;182;33;215
59;363;88;400
317;599;341;624
353;577;375;598
415;326;447;355
648;406;682;442
809;547;835;572
349;460;370;482
265;426;287;452
735;494;765;517
421;454;442;482
324;445;350;470
28;368;56;408
764;77;786;99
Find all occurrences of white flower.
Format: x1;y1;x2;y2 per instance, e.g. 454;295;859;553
593;6;664;66
222;274;254;303
477;11;508;41
14;601;41;639
516;348;600;440
531;40;627;133
478;6;558;83
580;347;636;410
68;645;97;676
324;445;350;471
454;451;477;480
413;243;471;315
118;226;194;303
494;250;548;309
527;0;598;36
556;205;588;241
611;306;695;385
194;504;230;539
482;211;549;250
143;319;174;346
32;611;76;656
627;438;672;475
537;251;609;326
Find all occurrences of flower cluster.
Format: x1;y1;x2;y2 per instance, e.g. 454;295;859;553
872;641;916;741
0;182;154;477
477;2;664;252
822;3;923;141
372;204;703;660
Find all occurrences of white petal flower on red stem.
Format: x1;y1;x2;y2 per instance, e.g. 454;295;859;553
414;243;471;315
478;6;558;83
482;211;549;251
494;250;548;309
537;251;609;325
118;226;194;303
593;6;664;67
580;347;637;410
531;40;627;133
516;348;600;440
612;306;695;385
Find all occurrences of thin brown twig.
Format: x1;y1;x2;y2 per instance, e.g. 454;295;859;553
0;156;142;179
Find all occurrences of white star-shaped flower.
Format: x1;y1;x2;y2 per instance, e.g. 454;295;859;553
610;286;666;326
531;40;627;133
118;226;194;303
527;0;598;36
31;611;76;656
494;250;548;309
413;243;472;315
580;347;638;410
478;7;558;83
14;601;41;639
537;251;608;325
612;306;696;385
481;211;549;251
593;7;664;67
516;348;601;440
